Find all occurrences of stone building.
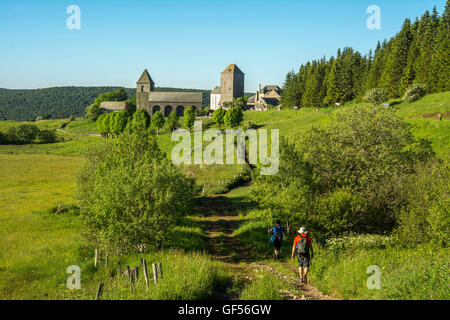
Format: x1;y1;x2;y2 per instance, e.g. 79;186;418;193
99;101;127;113
136;69;203;117
247;84;282;111
210;64;245;110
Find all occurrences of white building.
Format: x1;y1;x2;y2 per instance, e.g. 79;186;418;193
210;86;221;110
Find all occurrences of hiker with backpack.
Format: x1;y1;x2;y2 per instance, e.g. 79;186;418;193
268;220;285;259
291;227;314;284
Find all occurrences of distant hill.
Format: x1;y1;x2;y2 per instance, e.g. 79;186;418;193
0;86;211;121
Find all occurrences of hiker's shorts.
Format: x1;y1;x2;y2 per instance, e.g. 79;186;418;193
297;254;310;268
274;239;282;251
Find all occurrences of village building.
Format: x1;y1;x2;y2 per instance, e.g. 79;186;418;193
136;69;203;117
247;85;282;111
99;101;127;113
210;86;221;110
209;64;245;110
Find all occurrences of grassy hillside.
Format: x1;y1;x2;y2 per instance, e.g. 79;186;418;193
242;91;449;159
0;92;448;300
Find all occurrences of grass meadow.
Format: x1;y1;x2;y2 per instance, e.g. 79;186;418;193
0;91;448;300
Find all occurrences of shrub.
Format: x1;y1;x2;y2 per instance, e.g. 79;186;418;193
76;127;196;253
36;129;57;144
363;88;388;107
213;108;226;130
224;106;244;129
395;160;449;247
131;109;150;131
15;124;39;144
151;111;165;135
184;106;196;132
252;106;434;237
166;111;179;132
402;84;427;102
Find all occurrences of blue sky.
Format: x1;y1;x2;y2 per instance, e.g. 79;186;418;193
0;0;446;91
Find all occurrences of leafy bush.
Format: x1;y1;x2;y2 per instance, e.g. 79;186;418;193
252;106;434;238
1;124;59;145
151;111;165;134
213;108;226;130
224;106;244;129
76;127;197;253
131;109;150;131
402;84;428;102
36;129;57;144
364;88;388;107
184;106;196;132
395;160;449;247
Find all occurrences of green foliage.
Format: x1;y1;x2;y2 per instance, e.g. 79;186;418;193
184;106;196;132
0;87;136;121
151;111;165;135
0;124;59;145
364;88;388;107
224;106;244;129
94;88;128;107
166;111;179;132
395;160;449;246
304;241;449;300
252;106;434;237
213;108;226;130
85;104;101;121
281;3;450;108
36;129;57;144
76;127;196;253
131;109;150;131
402;83;428;102
109;111;130;137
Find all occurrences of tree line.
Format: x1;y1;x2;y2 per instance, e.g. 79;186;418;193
281;2;450;108
0;124;57;145
0;87;136;121
0;86;212;122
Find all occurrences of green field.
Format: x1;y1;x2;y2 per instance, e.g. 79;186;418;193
0;92;449;300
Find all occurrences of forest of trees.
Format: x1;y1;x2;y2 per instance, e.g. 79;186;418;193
281;2;450;108
0;87;210;121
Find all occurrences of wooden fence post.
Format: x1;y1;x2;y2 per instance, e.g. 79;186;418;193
105;253;109;267
96;283;104;300
152;263;158;284
94;249;98;268
117;262;121;278
142;259;149;291
134;267;139;281
127;265;133;292
158;263;163;280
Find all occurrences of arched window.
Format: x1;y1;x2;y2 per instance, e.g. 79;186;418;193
152;106;161;115
176;105;185;117
141;85;145;92
164;105;173;117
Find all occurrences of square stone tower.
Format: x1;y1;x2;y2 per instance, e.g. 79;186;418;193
136;69;155;112
220;64;244;106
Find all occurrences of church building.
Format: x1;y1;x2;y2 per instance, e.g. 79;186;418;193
136;69;204;117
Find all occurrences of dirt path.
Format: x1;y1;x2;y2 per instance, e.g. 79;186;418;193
197;193;337;301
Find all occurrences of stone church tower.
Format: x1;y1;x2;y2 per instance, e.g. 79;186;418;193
220;64;244;105
136;69;155;111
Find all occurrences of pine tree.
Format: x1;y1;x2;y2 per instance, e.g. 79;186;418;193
381;19;413;97
430;1;450;92
325;58;340;105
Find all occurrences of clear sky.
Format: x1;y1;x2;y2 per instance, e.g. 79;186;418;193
0;0;446;91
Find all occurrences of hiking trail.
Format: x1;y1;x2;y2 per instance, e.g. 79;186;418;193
197;192;338;301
